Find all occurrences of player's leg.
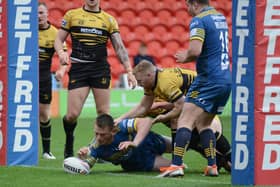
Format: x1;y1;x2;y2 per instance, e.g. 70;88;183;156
211;117;231;172
216;134;231;172
90;76;111;115
169;118;177;151
153;156;171;171
92;88;110;115
157;102;199;177
196;112;218;176
39;78;55;159
40;103;55;159
64;87;90;158
195;83;231;176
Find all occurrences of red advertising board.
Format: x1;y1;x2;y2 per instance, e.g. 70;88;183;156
0;0;7;165
255;0;280;185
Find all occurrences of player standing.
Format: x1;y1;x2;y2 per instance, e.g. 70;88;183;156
158;0;231;177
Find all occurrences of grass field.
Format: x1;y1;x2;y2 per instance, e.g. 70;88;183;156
0;116;232;187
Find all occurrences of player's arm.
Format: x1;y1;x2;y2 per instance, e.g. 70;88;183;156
114;95;154;125
175;40;203;63
77;144;97;168
150;101;174;111
175;17;204;63
111;32;137;89
118;117;153;150
54;42;68;81
54;29;69;65
152;96;185;124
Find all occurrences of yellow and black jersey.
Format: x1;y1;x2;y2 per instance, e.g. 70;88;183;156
61;7;119;63
145;68;197;103
39;24;57;65
39;23;67;81
39;23;57;81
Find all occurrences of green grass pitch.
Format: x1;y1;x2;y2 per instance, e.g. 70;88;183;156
0;116;232;187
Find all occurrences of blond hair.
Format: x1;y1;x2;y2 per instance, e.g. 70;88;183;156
133;60;156;75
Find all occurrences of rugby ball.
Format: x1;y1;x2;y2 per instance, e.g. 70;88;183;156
63;157;90;175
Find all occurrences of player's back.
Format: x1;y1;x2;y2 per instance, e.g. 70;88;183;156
191;7;231;84
147;68;196;102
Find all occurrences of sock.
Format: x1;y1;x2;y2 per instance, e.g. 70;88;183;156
172;127;192;166
40;120;51;153
216;133;231;162
171;128;177;150
63;116;77;153
200;129;216;166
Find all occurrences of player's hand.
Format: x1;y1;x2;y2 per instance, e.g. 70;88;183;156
118;141;136;151
175;50;188;63
58;50;69;65
127;72;137;89
114;117;122;126
77;147;89;159
152;114;167;124
54;69;65;81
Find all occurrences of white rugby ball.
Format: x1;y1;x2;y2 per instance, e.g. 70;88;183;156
63;157;90;175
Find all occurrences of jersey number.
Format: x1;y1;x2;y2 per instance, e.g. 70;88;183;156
219;31;230;70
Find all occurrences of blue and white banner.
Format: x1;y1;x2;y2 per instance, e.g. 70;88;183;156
7;0;38;165
232;0;280;185
232;0;255;185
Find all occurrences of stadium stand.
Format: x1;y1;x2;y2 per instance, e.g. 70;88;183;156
45;0;232;87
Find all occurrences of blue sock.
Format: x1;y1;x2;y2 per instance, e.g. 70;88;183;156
200;129;216;166
172;127;192;166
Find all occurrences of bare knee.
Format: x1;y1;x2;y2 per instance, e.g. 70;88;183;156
39;111;49;123
65;112;79;122
96;105;110;115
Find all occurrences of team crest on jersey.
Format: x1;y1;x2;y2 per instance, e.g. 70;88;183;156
190;20;199;28
78;20;85;25
46;41;51;47
189;91;199;98
101;78;107;84
102;23;107;29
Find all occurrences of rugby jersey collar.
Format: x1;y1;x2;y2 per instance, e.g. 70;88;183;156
200;6;213;13
83;5;101;13
39;21;51;31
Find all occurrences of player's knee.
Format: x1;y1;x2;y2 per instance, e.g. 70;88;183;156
39;111;49;122
65;113;79;122
96;107;109;115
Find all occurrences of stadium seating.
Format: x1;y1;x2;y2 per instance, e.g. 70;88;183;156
45;0;232;87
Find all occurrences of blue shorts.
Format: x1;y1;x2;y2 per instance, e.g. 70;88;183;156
121;132;166;171
185;81;231;114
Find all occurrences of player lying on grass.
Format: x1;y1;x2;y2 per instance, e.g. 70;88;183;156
75;114;230;173
77;114;172;172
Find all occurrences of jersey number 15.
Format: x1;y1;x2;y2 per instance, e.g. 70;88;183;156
219;31;230;70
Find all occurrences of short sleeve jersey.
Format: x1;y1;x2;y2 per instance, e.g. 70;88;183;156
86;119;137;166
189;7;231;84
39;24;66;80
144;68;197;103
61;7;119;63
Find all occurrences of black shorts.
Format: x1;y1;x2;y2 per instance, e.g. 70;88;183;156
68;63;111;90
39;78;52;104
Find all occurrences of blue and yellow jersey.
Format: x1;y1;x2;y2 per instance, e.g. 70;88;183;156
61;7;119;63
86;118;166;171
144;68;197;103
86;118;137;167
189;7;231;84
